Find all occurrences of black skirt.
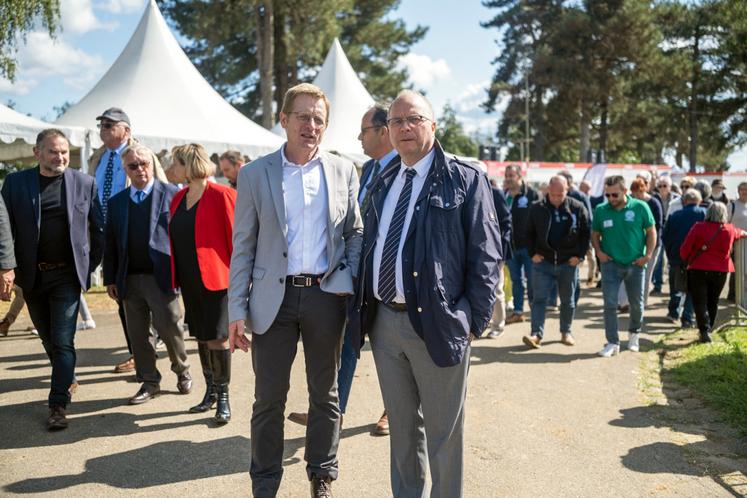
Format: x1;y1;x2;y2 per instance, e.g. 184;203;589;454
170;196;228;341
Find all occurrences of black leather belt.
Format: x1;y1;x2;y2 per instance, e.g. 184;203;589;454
287;274;323;287
37;261;68;272
380;300;407;312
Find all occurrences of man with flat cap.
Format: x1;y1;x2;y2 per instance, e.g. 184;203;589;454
88;107;139;373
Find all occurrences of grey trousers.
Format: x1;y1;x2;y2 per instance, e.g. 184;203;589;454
370;304;470;498
123;274;189;388
250;285;346;498
490;262;506;330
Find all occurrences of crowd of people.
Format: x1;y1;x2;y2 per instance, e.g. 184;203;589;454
0;82;745;498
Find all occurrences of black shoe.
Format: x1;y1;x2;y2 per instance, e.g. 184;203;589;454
210;349;231;424
190;343;217;413
129;385;159;405
681;321;695;329
310;474;333;498
699;332;712;343
177;372;193;395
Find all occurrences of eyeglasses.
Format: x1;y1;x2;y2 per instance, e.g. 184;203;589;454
289;112;326;127
360;125;383;134
126;161;149;171
386;114;431;128
604;192;621;198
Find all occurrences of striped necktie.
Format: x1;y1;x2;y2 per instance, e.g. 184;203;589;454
378;168;416;303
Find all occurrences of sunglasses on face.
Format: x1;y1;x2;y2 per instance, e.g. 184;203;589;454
604;192;621;198
97;121;120;130
126;161;149;171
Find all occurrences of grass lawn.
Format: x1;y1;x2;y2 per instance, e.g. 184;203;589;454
666;326;747;435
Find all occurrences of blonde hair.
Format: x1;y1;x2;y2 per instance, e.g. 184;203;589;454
171;143;215;180
281;83;330;121
121;143;167;183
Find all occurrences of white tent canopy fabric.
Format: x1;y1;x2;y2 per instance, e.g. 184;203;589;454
272;39;375;161
55;0;282;159
0;103;87;162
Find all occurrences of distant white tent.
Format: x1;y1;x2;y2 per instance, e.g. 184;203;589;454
0;103;87;163
273;39;375;161
56;0;282;164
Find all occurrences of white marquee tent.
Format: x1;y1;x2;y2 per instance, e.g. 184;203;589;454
55;0;282;166
272;39;375;161
0;103;88;163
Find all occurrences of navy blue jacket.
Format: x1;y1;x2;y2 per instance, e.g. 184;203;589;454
103;180;179;298
355;142;503;367
1;166;104;292
492;187;513;261
569;188;592;221
662;204;706;265
505;182;539;250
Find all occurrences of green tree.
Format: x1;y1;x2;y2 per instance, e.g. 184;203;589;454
0;0;60;81
158;0;426;126
436;104;478;157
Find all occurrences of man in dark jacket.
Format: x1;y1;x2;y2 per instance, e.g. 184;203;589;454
662;188;705;327
522;176;590;348
1;129;104;430
354;90;501;498
487;187;512;337
503;164;539;324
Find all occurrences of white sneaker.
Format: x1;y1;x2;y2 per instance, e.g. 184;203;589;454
628;333;640;352
598;343;620;357
30;328;38;336
76;319;96;330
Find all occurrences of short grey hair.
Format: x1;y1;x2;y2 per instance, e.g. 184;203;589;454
705;202;728;223
636;171;652;183
682;188;702;205
658;176;672;187
391;89;435;120
122;143;153;161
693;180;712;200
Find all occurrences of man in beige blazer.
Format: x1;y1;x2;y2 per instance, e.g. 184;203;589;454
228;83;362;498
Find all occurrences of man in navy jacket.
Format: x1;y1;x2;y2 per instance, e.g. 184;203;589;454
1;129;104;430
103;144;191;405
354;90;502;497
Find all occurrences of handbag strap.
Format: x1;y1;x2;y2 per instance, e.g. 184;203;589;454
685;223;723;268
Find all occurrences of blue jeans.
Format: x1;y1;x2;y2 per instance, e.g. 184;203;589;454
667;264;694;324
600;261;645;345
530;260;578;338
507;247;533;314
24;270;81;407
652;249;664;291
337;325;357;414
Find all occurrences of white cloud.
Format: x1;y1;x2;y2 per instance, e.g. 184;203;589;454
398;53;451;87
60;0;117;34
98;0;146;14
13;31;105;90
0;77;37;96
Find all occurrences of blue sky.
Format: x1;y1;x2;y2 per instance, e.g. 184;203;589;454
1;0;744;168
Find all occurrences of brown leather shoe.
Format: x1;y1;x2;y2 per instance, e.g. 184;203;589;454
372;412;389;436
114;356;135;373
177;373;193;394
310;474;333;498
505;313;525;325
288;412;308;426
561;333;576;346
47;405;68;431
129;385;159;405
0;317;13;337
522;335;541;349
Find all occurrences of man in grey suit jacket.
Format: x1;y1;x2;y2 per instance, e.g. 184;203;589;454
228;83;363;498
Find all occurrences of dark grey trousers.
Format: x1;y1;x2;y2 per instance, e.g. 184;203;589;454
123;274;189;388
249;285;346;498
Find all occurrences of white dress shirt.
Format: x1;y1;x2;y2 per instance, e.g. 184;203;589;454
281;147;329;275
373;148;435;303
128;178;155;202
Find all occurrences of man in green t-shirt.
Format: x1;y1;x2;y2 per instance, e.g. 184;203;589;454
592;175;656;357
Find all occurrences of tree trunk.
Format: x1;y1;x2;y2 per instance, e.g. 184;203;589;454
273;7;288;122
599;95;608;158
255;1;274;129
579;102;590;162
688;27;701;173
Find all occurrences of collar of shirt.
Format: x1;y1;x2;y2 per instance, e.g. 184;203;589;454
281;144;321;169
398;148;434;180
108;140;128;157
129;178;155;202
378;149;398;169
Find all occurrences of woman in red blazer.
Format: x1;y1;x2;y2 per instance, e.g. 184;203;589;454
680;202;746;343
169;143;237;423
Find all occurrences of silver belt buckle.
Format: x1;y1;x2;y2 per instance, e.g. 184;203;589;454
291;275;310;287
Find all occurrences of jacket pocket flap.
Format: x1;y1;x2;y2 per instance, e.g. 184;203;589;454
252;267;266;280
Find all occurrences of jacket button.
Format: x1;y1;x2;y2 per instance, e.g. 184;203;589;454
417;307;423;312
413;272;418;277
283;252;287;257
279;278;284;284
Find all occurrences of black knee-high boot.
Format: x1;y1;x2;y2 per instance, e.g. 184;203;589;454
210;349;231;424
189;343;217;413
